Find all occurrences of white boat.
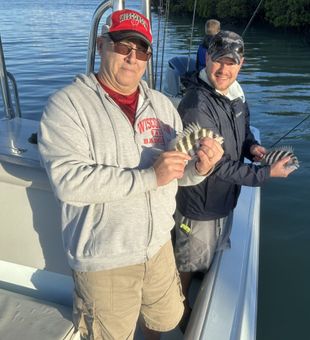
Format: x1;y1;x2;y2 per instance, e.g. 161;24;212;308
0;1;260;339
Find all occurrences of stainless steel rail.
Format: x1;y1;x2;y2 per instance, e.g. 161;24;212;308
0;35;21;118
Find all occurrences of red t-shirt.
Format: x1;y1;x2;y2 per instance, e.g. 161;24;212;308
96;75;139;126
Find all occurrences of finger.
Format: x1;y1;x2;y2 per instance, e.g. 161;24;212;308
251;145;265;158
200;138;223;155
162;150;191;161
199;137;216;148
210;140;224;154
165;157;189;170
196;149;214;165
260;147;267;154
199;145;214;158
280;156;292;165
254;154;264;161
288;167;297;175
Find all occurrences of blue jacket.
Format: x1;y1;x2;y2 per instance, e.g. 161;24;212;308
176;72;270;220
196;44;207;71
196;35;212;71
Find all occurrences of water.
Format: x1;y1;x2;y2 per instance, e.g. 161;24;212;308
1;1;310;339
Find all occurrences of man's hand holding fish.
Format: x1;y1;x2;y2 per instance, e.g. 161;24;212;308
195;137;224;175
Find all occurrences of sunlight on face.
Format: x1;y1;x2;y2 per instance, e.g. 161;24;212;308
206;55;244;94
97;36;148;95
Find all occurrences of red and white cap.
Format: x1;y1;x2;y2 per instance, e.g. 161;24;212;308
101;9;152;47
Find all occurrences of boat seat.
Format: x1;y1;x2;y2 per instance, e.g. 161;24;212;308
163;56;196;97
0;288;77;340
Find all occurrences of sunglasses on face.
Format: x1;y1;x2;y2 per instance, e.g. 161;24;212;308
111;41;152;61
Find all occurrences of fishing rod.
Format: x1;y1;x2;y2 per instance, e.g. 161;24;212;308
269;113;310;148
241;0;309;149
242;0;264;37
186;0;198;72
240;0;309;149
154;0;164;88
159;0;170;92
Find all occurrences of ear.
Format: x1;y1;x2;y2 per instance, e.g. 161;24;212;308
101;24;110;35
206;53;212;64
239;57;245;67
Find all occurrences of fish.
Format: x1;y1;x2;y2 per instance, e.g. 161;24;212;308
169;122;224;157
261;146;299;170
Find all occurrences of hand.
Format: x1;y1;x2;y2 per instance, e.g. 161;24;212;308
270;156;296;177
153;151;191;186
195;137;224;175
250;144;266;162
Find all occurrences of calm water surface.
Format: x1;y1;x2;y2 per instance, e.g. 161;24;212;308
0;1;309;339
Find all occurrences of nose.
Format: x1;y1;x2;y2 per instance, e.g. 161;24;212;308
125;49;137;63
217;62;231;74
218;62;228;71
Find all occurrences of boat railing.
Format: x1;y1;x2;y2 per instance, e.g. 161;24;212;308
0;35;21;119
86;0;154;88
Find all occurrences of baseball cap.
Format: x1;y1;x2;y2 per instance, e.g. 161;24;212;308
101;9;152;47
208;30;244;64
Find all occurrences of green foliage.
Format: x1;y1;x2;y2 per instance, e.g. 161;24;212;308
168;0;188;13
166;0;263;23
196;0;217;18
153;0;217;15
215;0;251;22
152;0;310;29
264;0;310;27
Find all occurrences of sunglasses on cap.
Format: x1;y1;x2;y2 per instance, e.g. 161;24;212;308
111;41;152;61
210;35;244;55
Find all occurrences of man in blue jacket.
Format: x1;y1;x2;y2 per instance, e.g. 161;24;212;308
175;30;296;332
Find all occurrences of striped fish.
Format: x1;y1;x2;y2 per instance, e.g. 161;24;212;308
261;146;299;170
170;122;224;157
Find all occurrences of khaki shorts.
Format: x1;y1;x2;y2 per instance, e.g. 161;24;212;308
174;210;233;272
72;240;184;340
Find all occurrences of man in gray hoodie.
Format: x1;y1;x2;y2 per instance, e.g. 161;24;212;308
38;8;223;340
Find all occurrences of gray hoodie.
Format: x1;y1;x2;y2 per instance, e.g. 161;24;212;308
38;73;206;271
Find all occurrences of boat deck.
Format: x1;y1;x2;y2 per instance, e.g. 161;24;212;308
0;115;260;340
